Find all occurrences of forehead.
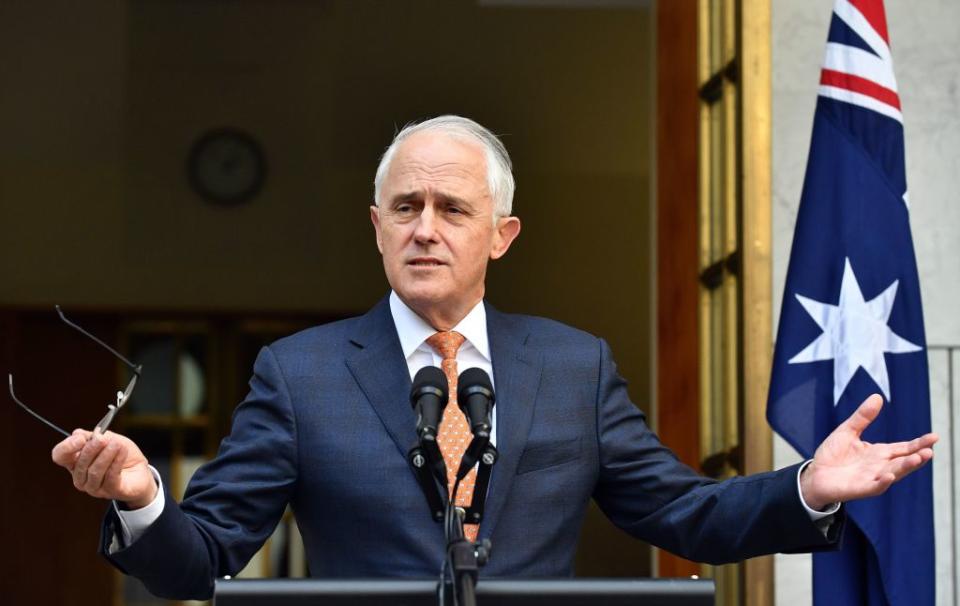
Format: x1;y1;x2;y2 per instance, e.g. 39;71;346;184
383;131;490;198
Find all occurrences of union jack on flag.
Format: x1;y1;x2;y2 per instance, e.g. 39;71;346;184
818;0;903;124
767;1;933;605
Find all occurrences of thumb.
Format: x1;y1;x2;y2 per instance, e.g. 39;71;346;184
842;393;884;437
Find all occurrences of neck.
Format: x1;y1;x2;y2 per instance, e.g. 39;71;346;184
404;296;482;332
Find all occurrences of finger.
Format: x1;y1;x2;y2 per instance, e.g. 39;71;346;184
51;429;92;469
841;394;884;436
83;438;122;495
100;443;128;497
885;450;932;482
887;433;940;457
72;432;108;489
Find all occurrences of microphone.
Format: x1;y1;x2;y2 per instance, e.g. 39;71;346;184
410;366;449;441
456;368;495;440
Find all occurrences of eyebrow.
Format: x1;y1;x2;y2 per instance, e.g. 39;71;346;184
389;191;475;211
389;192;420;206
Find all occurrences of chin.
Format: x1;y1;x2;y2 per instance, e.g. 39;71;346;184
394;282;452;308
401;290;451;309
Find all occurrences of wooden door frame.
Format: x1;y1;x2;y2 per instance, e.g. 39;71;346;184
654;0;702;580
739;2;774;606
654;1;773;605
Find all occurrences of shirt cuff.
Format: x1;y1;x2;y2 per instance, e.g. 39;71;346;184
110;465;165;552
796;460;841;518
796;460;841;536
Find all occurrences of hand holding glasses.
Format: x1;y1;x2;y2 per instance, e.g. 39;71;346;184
8;305;142;438
11;307;157;506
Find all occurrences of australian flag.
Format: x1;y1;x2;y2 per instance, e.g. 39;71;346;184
767;1;933;605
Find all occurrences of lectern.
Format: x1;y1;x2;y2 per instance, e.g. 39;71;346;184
214;578;714;606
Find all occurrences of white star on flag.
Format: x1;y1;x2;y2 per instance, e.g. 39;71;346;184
788;257;922;405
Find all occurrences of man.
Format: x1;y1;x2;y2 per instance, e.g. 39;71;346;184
52;116;937;600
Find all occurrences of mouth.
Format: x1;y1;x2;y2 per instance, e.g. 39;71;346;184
407;257;446;267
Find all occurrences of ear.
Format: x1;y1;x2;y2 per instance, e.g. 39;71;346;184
370;205;384;254
490;216;521;260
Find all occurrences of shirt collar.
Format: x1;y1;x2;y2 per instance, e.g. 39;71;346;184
389;291;490;362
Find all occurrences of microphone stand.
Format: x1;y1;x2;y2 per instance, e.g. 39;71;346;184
409;435;447;522
409;434;497;606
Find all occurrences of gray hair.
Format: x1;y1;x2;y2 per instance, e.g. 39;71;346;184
373;115;515;219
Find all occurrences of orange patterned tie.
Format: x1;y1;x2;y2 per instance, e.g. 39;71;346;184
426;330;480;542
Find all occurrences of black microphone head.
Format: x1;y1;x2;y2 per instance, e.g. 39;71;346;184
457;367;494;408
410;366;448;409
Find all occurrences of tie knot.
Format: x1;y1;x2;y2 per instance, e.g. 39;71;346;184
426;331;465;361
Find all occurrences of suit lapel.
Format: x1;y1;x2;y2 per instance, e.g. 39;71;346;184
344;296;417;459
480;303;542;541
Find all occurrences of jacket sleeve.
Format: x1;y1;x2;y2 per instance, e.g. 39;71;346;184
590;338;843;564
100;345;299;599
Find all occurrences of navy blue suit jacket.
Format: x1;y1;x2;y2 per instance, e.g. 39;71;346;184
101;296;839;599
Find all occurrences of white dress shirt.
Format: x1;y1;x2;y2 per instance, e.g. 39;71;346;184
112;291;834;548
389;291;497;445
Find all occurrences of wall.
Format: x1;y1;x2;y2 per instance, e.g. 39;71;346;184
0;1;128;302
772;1;960;604
0;1;653;400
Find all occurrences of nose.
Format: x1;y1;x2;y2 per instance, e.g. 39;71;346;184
413;206;440;244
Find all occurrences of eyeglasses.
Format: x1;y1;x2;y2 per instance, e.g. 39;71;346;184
8;306;143;438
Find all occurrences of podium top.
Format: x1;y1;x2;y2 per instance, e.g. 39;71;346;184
214;578;714;606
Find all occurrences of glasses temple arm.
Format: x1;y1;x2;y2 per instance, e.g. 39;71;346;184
8;374;70;438
56;305;141;374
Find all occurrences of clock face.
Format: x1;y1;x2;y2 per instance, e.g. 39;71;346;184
187;128;266;205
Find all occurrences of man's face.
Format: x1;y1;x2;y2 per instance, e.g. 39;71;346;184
371;131;520;328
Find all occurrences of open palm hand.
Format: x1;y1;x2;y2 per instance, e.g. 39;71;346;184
799;394;938;510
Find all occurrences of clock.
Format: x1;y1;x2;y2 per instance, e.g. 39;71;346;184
187;128;266;205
